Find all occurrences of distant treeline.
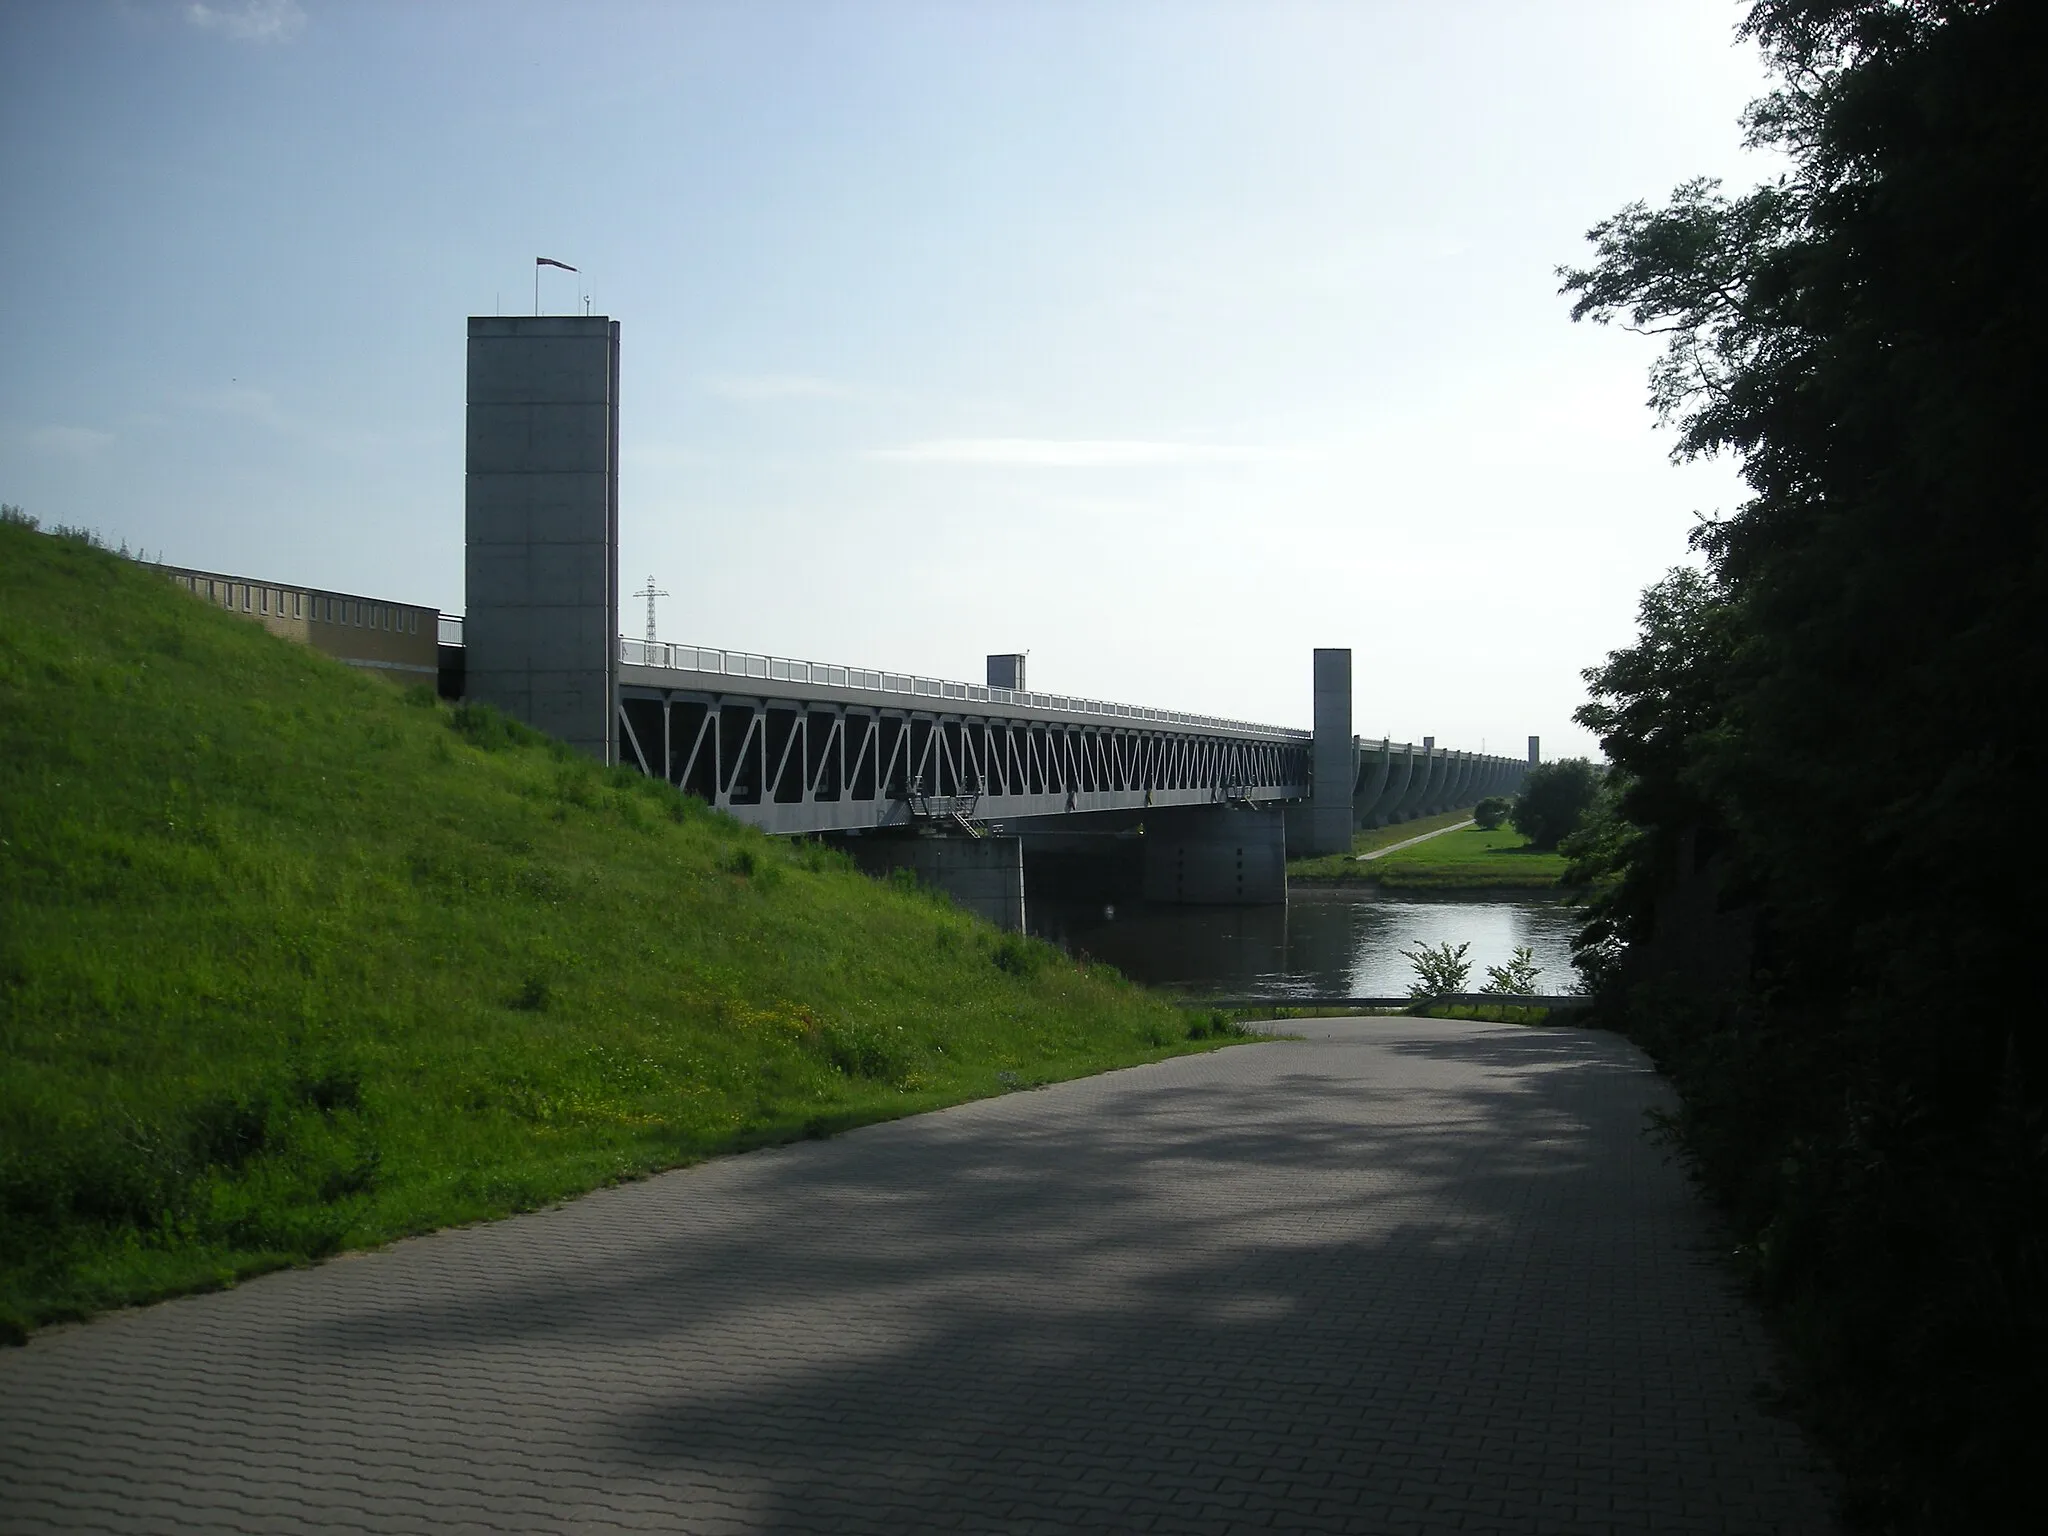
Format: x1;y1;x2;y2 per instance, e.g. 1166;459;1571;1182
1557;2;2045;1529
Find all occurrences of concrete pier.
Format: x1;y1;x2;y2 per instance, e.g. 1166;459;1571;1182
1351;741;1393;832
1391;742;1436;821
464;316;621;763
1143;805;1287;906
847;833;1027;932
1363;742;1417;827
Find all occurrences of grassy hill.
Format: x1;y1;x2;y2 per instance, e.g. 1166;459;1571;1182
0;522;1233;1340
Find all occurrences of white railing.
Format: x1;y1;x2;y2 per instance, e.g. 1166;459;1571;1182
438;614;464;647
617;637;1310;740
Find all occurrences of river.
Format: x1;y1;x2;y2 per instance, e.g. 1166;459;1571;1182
1027;886;1583;1000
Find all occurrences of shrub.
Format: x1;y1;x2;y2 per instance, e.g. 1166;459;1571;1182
1473;795;1511;830
1480;946;1542;996
1399;940;1471;998
1510;758;1600;850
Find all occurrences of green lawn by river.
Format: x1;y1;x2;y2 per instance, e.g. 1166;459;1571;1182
1291;820;1567;890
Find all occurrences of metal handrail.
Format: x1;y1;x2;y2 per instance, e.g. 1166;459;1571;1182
432;628;1519;759
616;636;1312;741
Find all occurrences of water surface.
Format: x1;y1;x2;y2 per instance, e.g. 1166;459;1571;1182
1029;888;1582;999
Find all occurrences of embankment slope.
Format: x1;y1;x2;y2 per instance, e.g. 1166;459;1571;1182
0;525;1212;1337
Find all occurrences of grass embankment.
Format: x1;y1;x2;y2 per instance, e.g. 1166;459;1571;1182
1291;814;1567;891
0;525;1243;1340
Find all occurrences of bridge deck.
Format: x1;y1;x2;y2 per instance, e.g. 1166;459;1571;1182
617;641;1310;835
608;641;1525;837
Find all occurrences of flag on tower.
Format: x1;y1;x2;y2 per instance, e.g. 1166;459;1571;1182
536;257;578;272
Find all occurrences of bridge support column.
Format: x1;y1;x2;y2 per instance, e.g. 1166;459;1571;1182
848;833;1026;932
1369;743;1417;826
1303;647;1354;856
1352;739;1393;831
1143;805;1287;906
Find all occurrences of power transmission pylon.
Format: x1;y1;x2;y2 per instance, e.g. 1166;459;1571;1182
630;575;669;645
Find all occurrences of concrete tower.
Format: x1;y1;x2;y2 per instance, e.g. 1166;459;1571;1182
464;316;621;762
1306;648;1354;856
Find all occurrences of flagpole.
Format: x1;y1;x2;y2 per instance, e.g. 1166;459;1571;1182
533;258;579;318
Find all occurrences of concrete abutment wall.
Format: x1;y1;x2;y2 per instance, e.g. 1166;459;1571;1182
846;834;1027;932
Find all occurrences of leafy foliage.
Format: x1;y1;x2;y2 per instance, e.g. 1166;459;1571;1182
1509;758;1599;851
1480;947;1543;998
1472;795;1510;830
1398;940;1471;999
1559;2;2048;1525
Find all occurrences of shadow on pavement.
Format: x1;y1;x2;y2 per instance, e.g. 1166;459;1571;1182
291;1021;1831;1533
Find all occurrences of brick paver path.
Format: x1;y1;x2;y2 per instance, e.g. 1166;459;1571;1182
0;1019;1837;1534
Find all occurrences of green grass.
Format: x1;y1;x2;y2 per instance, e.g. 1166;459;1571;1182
1349;808;1478;856
1292;821;1566;890
1287;809;1475;880
0;524;1244;1341
1415;1002;1560;1025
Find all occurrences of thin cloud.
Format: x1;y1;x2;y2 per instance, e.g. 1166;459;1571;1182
866;438;1285;468
705;374;858;402
623;443;711;470
178;386;408;458
26;425;116;458
184;1;306;43
188;385;291;431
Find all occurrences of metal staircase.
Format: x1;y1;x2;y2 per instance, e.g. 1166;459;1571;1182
905;776;988;837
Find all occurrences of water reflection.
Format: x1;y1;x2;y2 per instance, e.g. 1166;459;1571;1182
1028;889;1583;999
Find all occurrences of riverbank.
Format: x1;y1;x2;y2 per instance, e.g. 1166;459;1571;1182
1291;820;1569;892
0;526;1242;1340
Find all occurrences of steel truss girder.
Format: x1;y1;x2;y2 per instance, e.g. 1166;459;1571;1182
618;686;1311;836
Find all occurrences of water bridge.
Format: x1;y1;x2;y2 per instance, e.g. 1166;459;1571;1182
459;315;1534;924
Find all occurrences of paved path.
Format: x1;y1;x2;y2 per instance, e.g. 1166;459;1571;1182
1357;819;1475;861
0;1020;1836;1534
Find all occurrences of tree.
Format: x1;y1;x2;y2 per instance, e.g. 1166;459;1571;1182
1509;758;1598;851
1472;795;1510;830
1557;3;2048;1524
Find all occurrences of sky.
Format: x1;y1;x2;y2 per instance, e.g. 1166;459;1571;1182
0;0;1777;756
